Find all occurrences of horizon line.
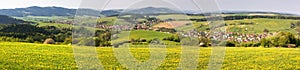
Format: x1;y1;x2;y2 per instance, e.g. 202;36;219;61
0;6;299;15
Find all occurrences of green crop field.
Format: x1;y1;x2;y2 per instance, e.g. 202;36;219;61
0;42;299;69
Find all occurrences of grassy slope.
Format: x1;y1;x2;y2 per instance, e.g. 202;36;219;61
112;30;174;45
37;22;105;31
38;22;72;28
225;18;300;34
128;30;173;40
0;42;299;69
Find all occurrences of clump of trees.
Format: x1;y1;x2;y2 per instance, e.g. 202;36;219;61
95;31;112;47
0;24;72;44
260;32;299;48
163;34;180;42
0;36;21;42
0;24;116;47
73;29;112;47
129;38;148;45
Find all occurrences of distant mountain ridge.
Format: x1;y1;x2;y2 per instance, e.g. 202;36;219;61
0;6;183;17
0;6;76;17
0;6;126;17
124;7;182;14
0;6;299;17
220;10;300;16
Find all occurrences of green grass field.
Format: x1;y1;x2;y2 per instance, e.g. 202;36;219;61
1;42;299;69
225;18;300;34
112;30;174;44
38;22;72;28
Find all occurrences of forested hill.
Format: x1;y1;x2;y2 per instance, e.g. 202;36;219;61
1;6;299;17
0;15;30;24
0;6;75;17
0;6;180;17
0;6;100;17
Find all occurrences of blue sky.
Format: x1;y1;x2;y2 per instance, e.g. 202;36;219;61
0;0;299;14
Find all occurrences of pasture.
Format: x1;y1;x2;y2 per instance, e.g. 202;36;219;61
111;30;174;45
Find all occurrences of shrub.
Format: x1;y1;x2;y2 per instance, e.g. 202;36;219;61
140;39;147;42
25;37;34;43
164;35;180;42
62;38;72;45
226;41;236;47
260;38;271;47
259;32;298;47
0;36;20;42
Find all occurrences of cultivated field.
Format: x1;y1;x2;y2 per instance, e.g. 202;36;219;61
0;42;299;69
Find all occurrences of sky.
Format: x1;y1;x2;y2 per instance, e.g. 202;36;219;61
0;0;299;14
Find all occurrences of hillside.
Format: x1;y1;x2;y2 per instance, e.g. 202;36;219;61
0;6;100;17
0;15;30;24
124;7;181;14
0;6;181;17
0;6;76;17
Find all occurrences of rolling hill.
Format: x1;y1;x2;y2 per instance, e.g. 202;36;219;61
1;6;299;17
0;6;100;17
0;6;76;17
0;6;192;17
0;15;30;24
123;7;181;14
